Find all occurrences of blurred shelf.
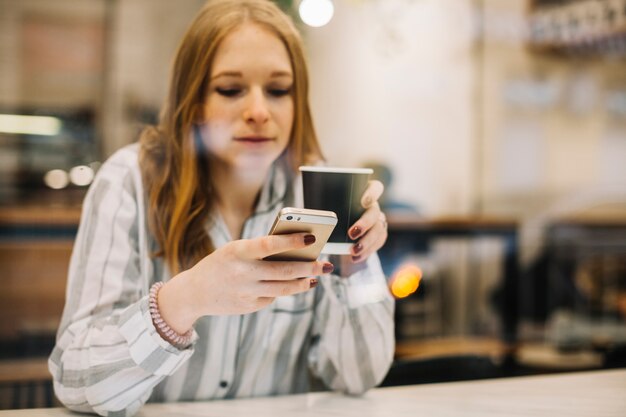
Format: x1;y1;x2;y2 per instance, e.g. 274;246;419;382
0;205;81;227
387;214;519;231
551;213;626;227
527;0;626;58
516;342;604;370
395;337;511;361
0;202;81;241
0;358;51;384
397;299;440;315
0;357;55;409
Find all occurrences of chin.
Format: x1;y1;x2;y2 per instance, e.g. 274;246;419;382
232;153;278;173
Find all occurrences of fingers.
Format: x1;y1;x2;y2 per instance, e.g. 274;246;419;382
252;259;332;302
256;277;319;298
348;202;382;240
258;260;334;281
346;192;388;263
351;216;387;263
361;180;384;209
241;233;316;259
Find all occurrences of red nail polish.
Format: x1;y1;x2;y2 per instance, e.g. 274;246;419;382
353;242;363;254
350;226;362;240
309;278;318;289
304;234;316;245
323;262;334;274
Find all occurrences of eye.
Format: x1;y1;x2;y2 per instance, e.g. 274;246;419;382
216;87;243;97
267;86;292;97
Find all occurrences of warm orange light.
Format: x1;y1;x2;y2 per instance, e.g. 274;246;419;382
390;264;422;299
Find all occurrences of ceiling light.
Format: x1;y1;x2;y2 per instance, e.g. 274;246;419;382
299;0;334;28
0;114;61;136
69;165;95;186
44;169;69;190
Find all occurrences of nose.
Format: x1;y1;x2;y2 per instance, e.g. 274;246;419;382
243;87;270;125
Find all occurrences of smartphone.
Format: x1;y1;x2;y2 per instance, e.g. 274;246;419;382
263;207;338;262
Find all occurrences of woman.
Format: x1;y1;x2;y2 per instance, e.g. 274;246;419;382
49;1;394;416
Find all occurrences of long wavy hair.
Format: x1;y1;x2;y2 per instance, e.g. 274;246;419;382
139;0;323;275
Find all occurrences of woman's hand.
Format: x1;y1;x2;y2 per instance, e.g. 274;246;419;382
347;180;387;264
158;233;333;333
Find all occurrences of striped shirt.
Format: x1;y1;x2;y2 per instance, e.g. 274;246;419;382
48;144;395;417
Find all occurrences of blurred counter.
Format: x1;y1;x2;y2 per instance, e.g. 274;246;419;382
1;369;624;416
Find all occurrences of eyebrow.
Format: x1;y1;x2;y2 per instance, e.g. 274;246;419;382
211;70;293;80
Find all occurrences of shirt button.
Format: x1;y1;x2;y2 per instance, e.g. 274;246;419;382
219;380;228;388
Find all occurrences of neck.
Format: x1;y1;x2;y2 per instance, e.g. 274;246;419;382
210;160;271;232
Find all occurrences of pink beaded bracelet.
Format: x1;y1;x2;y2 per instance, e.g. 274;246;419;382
149;282;193;348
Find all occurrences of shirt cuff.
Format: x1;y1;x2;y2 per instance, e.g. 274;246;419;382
119;296;197;376
324;255;391;309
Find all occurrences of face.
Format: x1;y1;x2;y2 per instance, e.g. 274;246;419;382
198;23;294;175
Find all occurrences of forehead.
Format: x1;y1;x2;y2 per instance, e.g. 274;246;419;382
211;23;292;76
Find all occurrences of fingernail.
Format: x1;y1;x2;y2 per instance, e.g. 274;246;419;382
353;242;363;254
309;278;318;289
349;226;362;240
304;234;316;245
352;255;362;263
323;262;334;274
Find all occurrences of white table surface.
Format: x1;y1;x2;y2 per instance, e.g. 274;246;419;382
3;369;625;416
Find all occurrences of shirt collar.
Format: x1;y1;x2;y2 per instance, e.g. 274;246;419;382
254;153;292;215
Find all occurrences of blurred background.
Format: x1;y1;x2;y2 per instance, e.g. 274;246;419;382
1;0;625;409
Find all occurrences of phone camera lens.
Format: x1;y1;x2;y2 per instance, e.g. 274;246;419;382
286;216;293;220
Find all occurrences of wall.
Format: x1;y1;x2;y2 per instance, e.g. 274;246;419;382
304;0;477;215
102;0;206;155
0;0;106;108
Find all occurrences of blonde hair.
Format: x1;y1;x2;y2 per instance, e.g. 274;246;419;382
139;0;323;275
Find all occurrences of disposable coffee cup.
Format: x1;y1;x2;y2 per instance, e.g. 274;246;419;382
299;166;373;255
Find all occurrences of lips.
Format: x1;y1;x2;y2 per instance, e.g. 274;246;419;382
234;136;273;144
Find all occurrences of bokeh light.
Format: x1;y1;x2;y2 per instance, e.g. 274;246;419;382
0;114;61;136
299;0;334;28
69;165;95;186
390;264;423;299
43;169;69;190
